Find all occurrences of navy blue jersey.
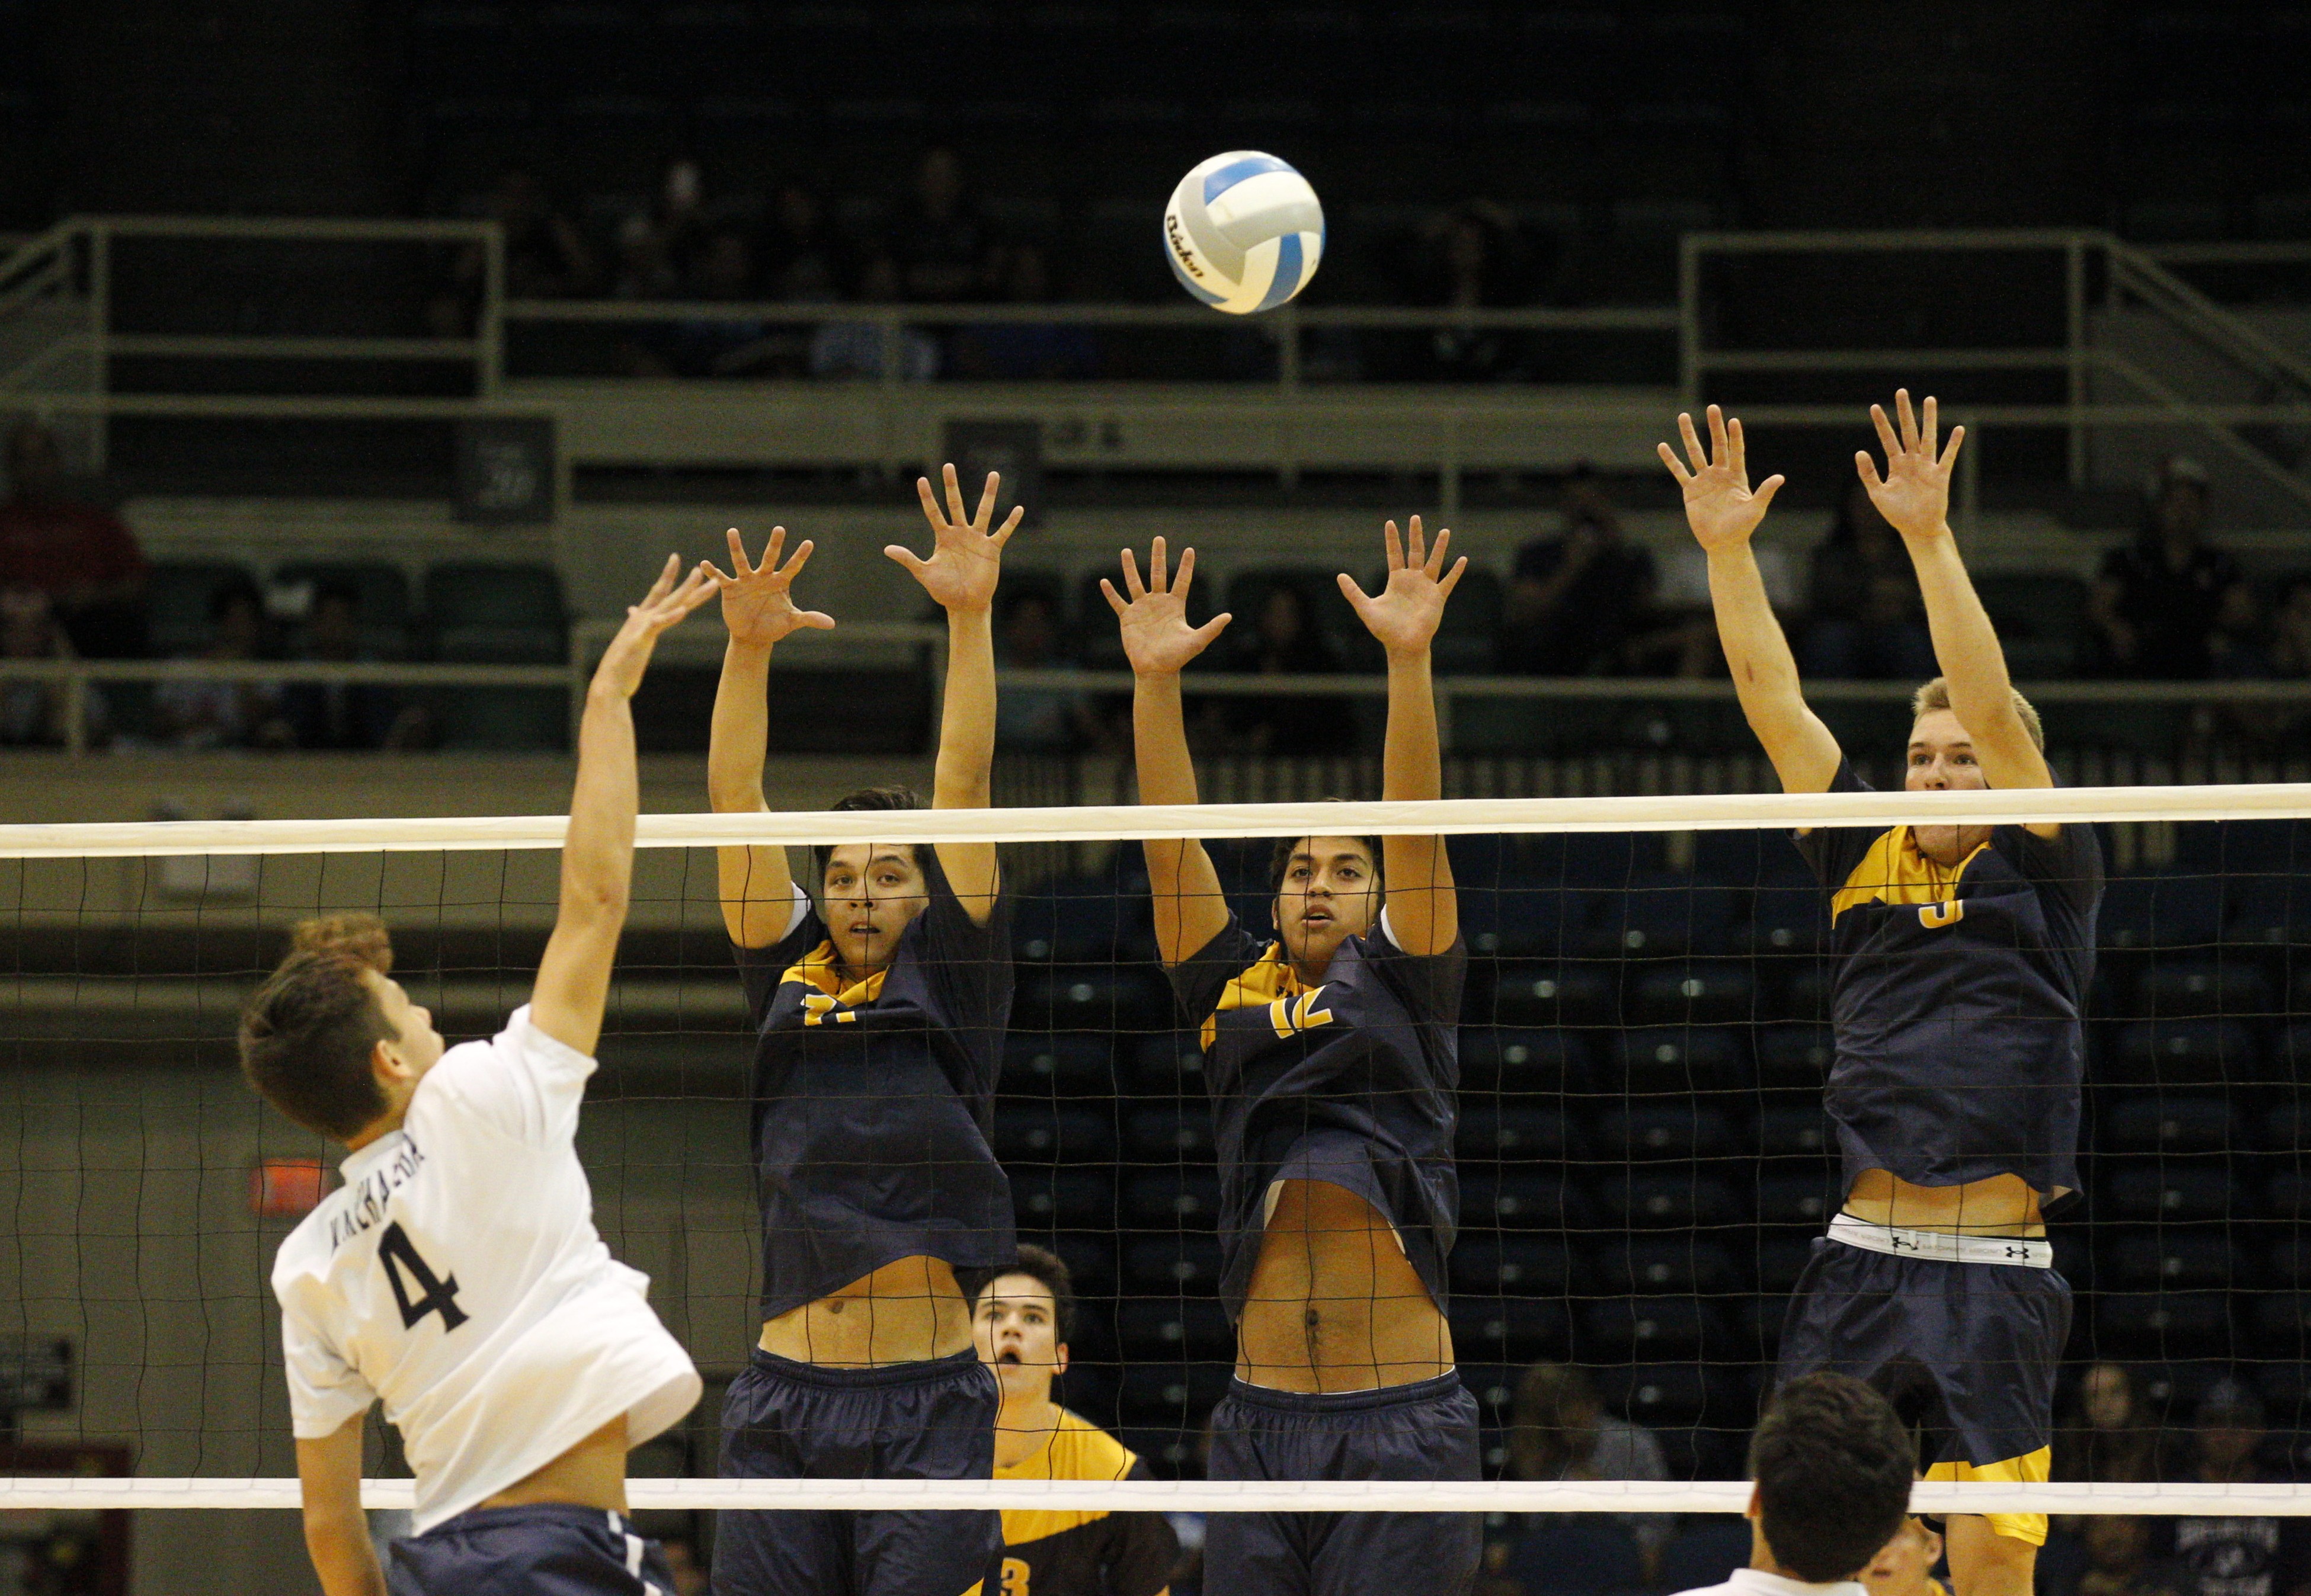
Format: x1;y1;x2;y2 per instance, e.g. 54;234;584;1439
737;858;1014;1321
1167;911;1464;1323
1795;761;2103;1204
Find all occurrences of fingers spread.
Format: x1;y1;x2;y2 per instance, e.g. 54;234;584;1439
1706;403;1729;463
992;505;1023;548
799;610;837;630
942;461;968;527
1658;439;1694;484
915;476;942;526
779;537;816;576
972;470;1001;530
1174;545;1198;595
1193;613;1234;646
1427;527;1452;576
1677;412;1706;472
1921;394;1939;457
761;525;787;570
1120;546;1146;600
1868;403;1900;462
884;544;928;573
1855;450;1885;488
1440;555;1468;597
1939;423;1965;470
1727;416;1747;480
1099;576;1127;616
1752;473;1786;514
1148;536;1169;592
725;525;750;571
1336;570;1371;605
1894;389;1919;451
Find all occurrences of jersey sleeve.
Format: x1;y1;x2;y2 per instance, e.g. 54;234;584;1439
415;1005;598;1145
734;887;820;1027
2005;816;2106;916
279;1299;375;1440
1166;914;1269;1027
1369;908;1468;1025
1791;759;1880;890
916;870;1012;1036
1106;1458;1183;1596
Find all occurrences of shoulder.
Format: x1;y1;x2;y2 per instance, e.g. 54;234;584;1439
1054;1409;1140;1480
270;1203;343;1293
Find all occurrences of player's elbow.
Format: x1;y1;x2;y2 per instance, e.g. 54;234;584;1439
561;876;630;927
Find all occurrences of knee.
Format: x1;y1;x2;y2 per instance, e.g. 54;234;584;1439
1945;1515;2037;1596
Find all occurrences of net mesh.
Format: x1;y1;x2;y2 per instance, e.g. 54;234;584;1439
4;790;2310;1549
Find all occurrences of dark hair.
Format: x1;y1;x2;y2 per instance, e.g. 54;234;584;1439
813;785;926;887
238;948;397;1140
965;1243;1077;1342
1267;828;1384;896
1749;1373;1915;1583
292;912;394;973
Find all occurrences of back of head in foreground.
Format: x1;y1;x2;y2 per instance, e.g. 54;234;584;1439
1745;1373;1917;1588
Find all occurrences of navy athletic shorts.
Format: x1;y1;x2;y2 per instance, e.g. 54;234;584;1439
712;1345;1001;1596
387;1503;675;1596
1774;1234;2073;1544
1205;1370;1483;1596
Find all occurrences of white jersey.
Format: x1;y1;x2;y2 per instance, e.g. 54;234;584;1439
271;1005;700;1533
1670;1568;1868;1596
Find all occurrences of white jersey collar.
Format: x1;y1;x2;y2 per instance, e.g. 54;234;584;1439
338;1127;408;1185
1726;1568;1867;1596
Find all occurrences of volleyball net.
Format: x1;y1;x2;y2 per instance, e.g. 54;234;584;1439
5;782;2311;1520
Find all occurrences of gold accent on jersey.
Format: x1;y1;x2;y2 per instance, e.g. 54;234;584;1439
1923;1447;2051;1546
782;940;888;1024
1919;899;1967;930
1201;943;1334;1050
994;1408;1141;1548
1829;828;1990;923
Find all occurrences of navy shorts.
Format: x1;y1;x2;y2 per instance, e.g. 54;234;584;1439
387;1503;675;1596
712;1345;1001;1596
1775;1235;2071;1471
1205;1370;1483;1596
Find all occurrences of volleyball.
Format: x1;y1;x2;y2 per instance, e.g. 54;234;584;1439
1162;150;1325;315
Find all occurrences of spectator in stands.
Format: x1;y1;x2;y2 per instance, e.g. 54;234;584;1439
2056;1364;2164;1485
428;166;598;335
1227;579;1343;755
152;576;289;750
994;588;1105;752
1408;200;1536;382
0;588;105;748
1500;465;1658;675
951;245;1100;380
2088;456;2251;679
2268;576;2311;678
810;255;940;380
667;230;779;377
2150;1380;2311;1596
2054;1517;2186;1596
0;421;146;659
654;158;715;291
759;181;852;305
1801;477;1936;680
893;146;992;303
1500;1361;1671;1582
281;582;422;752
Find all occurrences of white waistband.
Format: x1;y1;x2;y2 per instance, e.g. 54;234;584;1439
1827;1213;2052;1268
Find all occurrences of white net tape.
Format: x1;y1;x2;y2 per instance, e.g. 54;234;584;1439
2;780;2310;857
9;1479;2311;1514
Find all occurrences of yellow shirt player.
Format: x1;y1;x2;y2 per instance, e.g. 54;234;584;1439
969;1248;1179;1596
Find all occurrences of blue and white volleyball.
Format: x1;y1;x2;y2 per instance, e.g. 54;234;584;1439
1164;151;1324;315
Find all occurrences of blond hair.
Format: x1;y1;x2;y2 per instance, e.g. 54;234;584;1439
1910;676;2044;751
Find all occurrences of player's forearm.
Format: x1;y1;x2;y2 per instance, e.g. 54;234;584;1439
708;640;774;813
1131;671;1200;809
932;605;996;809
303;1510;387;1596
1380;645;1441;804
561;682;638;927
1706;543;1808;726
1906;533;2018;721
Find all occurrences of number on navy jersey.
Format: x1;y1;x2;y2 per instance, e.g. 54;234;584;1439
379;1222;469;1332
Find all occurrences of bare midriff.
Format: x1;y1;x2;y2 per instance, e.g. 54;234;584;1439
1235;1179;1453;1394
757;1254;974;1367
479;1414;629;1512
1845;1168;2048;1238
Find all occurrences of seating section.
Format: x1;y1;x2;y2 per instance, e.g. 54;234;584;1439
1000;844;2311;1476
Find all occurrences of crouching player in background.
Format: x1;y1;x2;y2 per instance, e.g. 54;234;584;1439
1109;520;1478;1595
1662;394;2104;1596
243;556;716;1596
969;1246;1179;1596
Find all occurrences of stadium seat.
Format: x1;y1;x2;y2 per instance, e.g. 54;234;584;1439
991;1104;1116;1164
1753;1104;1833;1158
431;687;566;751
1122;1233;1225;1294
1611;1027;1746;1088
1121;1168;1221;1228
1584;1294;1724;1364
1485;962;1615;1028
1593;1362;1720;1432
2268;1172;2311;1220
2252;1294;2311;1356
1459;1028;1589;1092
1115;1297;1232;1358
1628;963;1758;1026
1458;885;1582;959
1448;1295;1571;1363
1595;1173;1742;1230
1592;1236;1740;1294
424;562;566;663
2103;1166;2235;1222
1656;1520;1756;1595
2099;1095;2235;1154
1494;1516;1644;1596
146;560;260;656
1015;966;1169;1034
1975;573;2090;678
1461;1172;1596;1232
1115;1361;1231;1428
1600;879;1742;957
2137;959;2273;1020
1743;880;1826;957
1011;1168;1115;1229
2100;873;2227;954
1451;1235;1581;1296
1118;1035;1203;1096
2101;1232;2238;1291
1123;1105;1216;1164
1001;1034;1115;1095
1457;1105;1573;1162
2223;873;2311;948
2092;1291;2232;1358
1752;1234;1817;1293
1012;880;1145;963
2263;1100;2311;1152
1754;1025;1835;1087
2108;1019;2258;1085
1593;1104;1736;1163
272;559;412;657
1754;1175;1838;1228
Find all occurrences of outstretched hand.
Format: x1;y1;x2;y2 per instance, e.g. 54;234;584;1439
1659;405;1784;553
592;553;719;699
1858;389;1963;540
892;463;1021;614
705;525;836;650
1101;537;1232;678
1339;515;1465;658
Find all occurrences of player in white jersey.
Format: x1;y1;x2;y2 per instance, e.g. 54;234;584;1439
241;555;718;1596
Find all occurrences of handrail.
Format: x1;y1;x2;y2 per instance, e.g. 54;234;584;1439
503;297;1681;332
2107;241;2311;398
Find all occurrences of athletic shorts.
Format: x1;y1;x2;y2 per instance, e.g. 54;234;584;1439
712;1345;1001;1596
1205;1370;1483;1596
1774;1231;2072;1546
387;1503;675;1596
